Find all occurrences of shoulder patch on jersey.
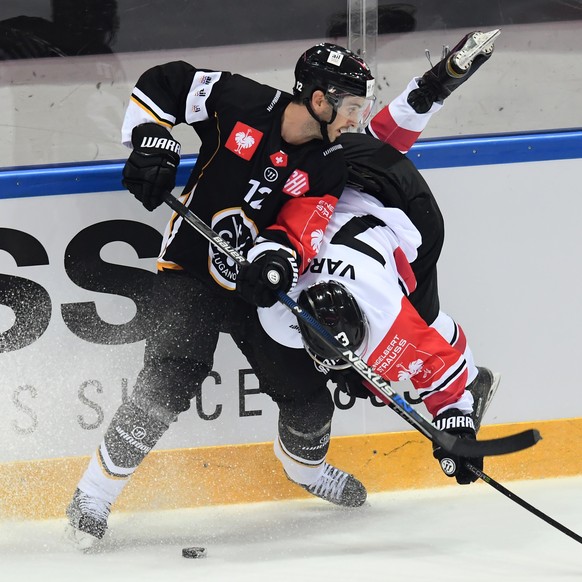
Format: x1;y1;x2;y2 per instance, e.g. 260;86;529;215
270;151;288;167
283;169;310;197
225;122;264;160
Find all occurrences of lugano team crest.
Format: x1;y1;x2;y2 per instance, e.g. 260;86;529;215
209;208;258;290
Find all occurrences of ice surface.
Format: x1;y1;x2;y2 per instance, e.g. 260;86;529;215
1;476;581;582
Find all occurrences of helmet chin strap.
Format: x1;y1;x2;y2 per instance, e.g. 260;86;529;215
305;99;337;145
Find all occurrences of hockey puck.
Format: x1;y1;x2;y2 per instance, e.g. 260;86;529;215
182;546;207;559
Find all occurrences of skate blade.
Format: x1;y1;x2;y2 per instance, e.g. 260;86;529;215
475;372;501;432
63;524;100;552
482;372;501;419
452;29;501;71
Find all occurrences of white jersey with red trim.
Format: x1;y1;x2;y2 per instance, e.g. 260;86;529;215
367;78;443;154
257;186;472;417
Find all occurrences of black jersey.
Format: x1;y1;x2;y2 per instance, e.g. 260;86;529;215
121;60;347;293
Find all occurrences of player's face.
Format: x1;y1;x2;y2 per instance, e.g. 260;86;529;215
326;95;375;141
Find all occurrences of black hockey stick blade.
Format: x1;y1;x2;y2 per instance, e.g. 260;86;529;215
443;428;541;457
382;397;541;457
466;462;582;545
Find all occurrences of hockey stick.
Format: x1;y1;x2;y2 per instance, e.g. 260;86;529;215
162;192;540;458
465;462;582;545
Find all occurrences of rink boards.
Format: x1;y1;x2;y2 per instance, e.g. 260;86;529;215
0;418;580;520
1;133;582;519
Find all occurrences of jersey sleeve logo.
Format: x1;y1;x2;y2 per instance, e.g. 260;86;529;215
310;229;324;252
226;122;264;160
270;151;288;167
282;169;310;197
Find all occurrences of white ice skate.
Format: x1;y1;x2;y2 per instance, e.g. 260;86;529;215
64;488;111;551
448;29;500;74
295;463;367;508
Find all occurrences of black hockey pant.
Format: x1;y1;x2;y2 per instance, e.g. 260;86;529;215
122;270;333;465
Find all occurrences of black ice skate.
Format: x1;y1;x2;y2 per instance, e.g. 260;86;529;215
64;488;111;550
408;29;500;113
466;366;501;433
295;463;367;508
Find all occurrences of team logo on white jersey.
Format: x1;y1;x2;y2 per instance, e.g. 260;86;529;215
371;337;445;384
310;228;324;252
226;121;264;161
397;359;429;381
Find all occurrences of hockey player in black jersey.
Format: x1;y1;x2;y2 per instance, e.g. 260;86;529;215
65;42;375;549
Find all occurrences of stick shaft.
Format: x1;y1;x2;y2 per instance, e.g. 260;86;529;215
465;462;582;544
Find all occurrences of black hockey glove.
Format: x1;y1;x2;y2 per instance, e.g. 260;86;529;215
432;408;482;485
408;30;497;114
122;123;181;211
330;368;373;400
236;248;298;307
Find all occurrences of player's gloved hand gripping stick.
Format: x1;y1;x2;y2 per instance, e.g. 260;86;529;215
162;193;582;546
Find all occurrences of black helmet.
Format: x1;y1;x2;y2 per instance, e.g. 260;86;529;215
298;280;367;370
294;43;375;102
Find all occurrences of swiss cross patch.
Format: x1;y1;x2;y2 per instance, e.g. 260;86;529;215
270;151;288;167
225;122;263;160
282;169;310;197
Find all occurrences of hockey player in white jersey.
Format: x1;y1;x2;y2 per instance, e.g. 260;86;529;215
257;136;498;491
256;29;501;501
